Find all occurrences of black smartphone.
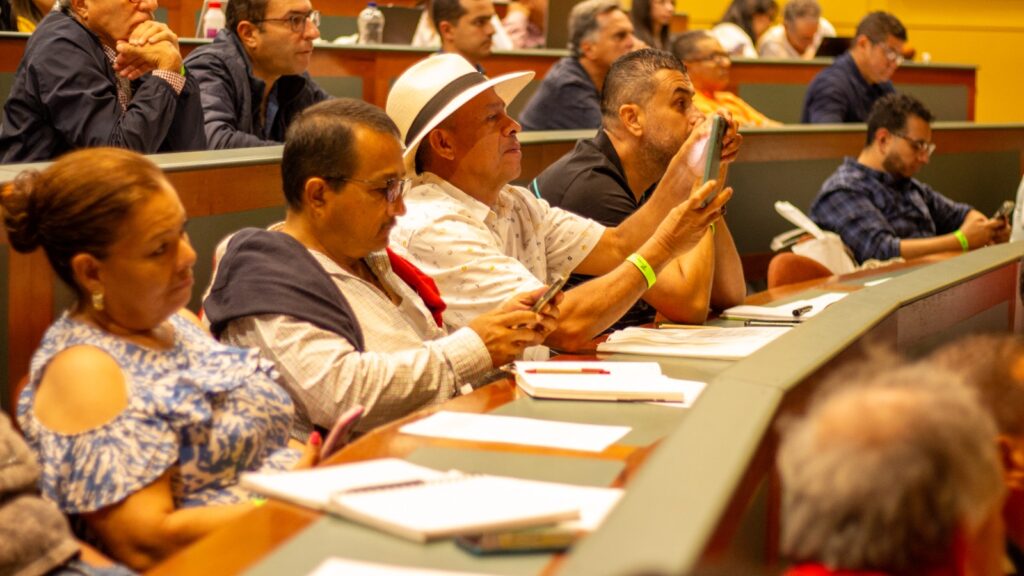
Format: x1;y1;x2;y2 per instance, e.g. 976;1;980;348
698;115;728;209
993;200;1014;222
320;405;364;461
455;528;576;555
530;276;568;313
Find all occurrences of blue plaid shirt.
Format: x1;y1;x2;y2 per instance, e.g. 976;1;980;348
809;158;972;263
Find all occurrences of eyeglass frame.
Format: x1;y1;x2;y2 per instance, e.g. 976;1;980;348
322;175;412;204
890;131;936;157
688;51;731;65
251;9;320;33
875;41;905;66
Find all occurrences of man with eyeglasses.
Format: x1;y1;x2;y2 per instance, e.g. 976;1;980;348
801;11;906;124
184;0;329;148
672;30;780;127
0;0;205;162
810;94;1009;264
204;99;558;438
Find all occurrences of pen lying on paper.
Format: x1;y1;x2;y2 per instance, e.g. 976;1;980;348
523;368;611;375
792;305;813;317
745;320;799;328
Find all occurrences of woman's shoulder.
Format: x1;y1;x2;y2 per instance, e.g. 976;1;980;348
31;345;128;435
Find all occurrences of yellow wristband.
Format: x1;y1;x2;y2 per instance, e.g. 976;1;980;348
626;253;656;288
954;229;969;252
251;497;267;507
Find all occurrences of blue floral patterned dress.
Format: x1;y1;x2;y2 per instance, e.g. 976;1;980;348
18;313;299;526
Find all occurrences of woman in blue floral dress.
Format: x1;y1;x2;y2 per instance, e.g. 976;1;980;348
2;148;316;570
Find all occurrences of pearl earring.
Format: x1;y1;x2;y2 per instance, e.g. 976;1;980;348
91;291;104;311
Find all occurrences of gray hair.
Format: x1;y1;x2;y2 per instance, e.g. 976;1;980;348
568;0;622;57
778;363;1004;572
783;0;821;24
927;332;1024;436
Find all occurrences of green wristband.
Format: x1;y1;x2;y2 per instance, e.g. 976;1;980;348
954;229;969;252
626;253;656;289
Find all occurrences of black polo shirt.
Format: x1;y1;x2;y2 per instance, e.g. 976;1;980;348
532;130;657;332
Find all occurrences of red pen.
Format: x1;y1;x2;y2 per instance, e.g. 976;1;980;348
524;368;611;375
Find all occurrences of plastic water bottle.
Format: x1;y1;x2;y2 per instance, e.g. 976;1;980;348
202;1;225;39
357;1;385;45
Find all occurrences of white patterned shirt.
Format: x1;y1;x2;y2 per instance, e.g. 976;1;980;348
218;244;491;439
390;172;605;331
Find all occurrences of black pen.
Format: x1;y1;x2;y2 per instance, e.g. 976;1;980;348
792;305;813;318
745;320;798;328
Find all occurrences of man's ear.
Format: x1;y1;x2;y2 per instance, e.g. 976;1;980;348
69;0;89;20
873;127;892;150
579;38;596;61
303;177;332;213
425;128;457;163
438;20;455;44
998;435;1024;490
618;104;643;138
853;34;872;53
236;21;261;50
70;253;103;299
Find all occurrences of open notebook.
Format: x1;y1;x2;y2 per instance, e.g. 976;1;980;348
513;361;705;403
241;458;622;543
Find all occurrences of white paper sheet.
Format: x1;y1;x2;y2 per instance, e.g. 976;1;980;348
308;557;496;576
398;411;631;452
597;326;789;360
721;292;848;322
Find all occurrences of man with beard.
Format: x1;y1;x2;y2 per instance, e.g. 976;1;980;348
533;49;745;330
809;93;1009;263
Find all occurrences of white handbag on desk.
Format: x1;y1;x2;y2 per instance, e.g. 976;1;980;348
773;201;857;275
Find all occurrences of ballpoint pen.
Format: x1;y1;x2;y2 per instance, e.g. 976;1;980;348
745;320;798;328
792;305;813;317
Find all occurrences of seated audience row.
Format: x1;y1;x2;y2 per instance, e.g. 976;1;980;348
756;0;834;59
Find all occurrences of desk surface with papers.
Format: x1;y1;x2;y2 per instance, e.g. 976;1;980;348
147;244;1024;576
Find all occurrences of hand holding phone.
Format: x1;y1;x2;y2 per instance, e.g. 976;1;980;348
993;200;1014;222
320;405;364;461
530;276;568;313
698;115;727;208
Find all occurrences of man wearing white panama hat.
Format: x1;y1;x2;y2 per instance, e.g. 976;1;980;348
387;53;740;352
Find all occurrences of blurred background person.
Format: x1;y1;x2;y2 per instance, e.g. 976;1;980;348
757;0;835;59
0;0;52;31
711;0;778;58
502;0;546;49
412;0;511;53
1;148;316;570
673;31;780;127
778;363;1006;576
629;0;673;51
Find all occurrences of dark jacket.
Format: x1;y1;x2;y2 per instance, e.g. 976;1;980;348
184;30;330;149
0;9;206;164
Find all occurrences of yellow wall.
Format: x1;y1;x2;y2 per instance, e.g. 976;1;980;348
671;0;1024;122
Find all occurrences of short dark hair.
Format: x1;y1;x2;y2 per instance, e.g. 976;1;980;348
1;148;167;297
226;0;271;33
855;11;907;44
670;30;713;62
431;0;466;33
568;0;622;57
865;93;933;146
602;48;686;123
282;99;401;210
718;0;777;41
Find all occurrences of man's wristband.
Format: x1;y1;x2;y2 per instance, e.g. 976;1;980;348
954;229;969;252
626;253;656;289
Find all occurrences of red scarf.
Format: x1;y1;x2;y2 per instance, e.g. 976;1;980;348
386;248;446;327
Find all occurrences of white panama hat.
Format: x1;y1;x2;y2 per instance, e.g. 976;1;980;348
386;54;534;173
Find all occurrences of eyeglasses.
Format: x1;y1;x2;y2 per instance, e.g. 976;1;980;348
324;175;412;203
877;42;905;66
690;52;731;65
891;132;936;157
254;10;320;33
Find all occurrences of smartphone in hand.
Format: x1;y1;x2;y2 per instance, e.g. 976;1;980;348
993;200;1014;222
698;115;728;209
530;276;569;313
320;405;364;461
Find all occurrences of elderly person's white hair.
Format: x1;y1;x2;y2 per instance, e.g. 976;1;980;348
777;363;1004;572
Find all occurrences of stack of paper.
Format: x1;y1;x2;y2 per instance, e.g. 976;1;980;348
513;361;706;403
596;326;790;359
721;292;848;322
399;411;630;452
241;458;623;543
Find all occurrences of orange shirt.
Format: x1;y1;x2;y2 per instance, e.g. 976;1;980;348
693;90;780;127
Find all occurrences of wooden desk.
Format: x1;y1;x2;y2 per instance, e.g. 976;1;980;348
144;245;1024;574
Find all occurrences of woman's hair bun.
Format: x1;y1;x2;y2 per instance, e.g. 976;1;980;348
2;170;42;253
